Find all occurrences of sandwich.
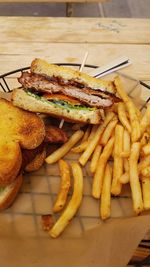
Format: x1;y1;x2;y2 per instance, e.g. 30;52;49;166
12;58;119;124
0;98;45;209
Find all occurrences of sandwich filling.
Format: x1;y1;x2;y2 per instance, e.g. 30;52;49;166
18;72;120;109
26;90;94;111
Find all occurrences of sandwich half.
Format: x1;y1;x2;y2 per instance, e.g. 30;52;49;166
12;58;119;124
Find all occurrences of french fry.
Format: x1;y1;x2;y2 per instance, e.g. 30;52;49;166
111;125;124;195
45;130;84;164
129;142;143;214
92;136;115;199
114;76;141;142
100;163;112;220
123;129;131;154
141;166;150;177
140;104;150;135
53;160;71;213
138;155;150;173
114;76;141;118
49;162;83;238
124;158;129;172
142;176;150;210
126;100;141;142
120;151;130;158
118;102;131;133
88;125;99;141
81;125;91;142
122;129;130;172
147;126;150;135
71;141;88;153
79;112;115;166
142;143;150;155
114;76;130;103
90;144;102;173
119;172;130;184
100;117;118;146
71;125;97;153
140;132;150;147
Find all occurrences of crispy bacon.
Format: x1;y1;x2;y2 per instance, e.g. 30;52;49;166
41;214;54;231
45;124;68;143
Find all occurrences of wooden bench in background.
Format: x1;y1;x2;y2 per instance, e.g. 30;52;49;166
0;0;109;16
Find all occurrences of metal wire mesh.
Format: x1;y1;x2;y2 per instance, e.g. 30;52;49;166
0;63;150;265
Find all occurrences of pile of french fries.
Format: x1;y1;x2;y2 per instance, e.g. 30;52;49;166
45;76;150;238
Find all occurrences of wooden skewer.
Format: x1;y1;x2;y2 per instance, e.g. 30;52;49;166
59;51;89;129
79;51;89;72
59;118;65;129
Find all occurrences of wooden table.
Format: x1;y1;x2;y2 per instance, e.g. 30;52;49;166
0;17;150;266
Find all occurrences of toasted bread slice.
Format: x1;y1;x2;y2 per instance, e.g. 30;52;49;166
0;174;23;210
12;89;101;124
0;141;22;186
0;98;45;185
0;98;45;150
31;58;115;93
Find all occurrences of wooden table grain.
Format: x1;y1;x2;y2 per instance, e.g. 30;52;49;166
0;16;150;266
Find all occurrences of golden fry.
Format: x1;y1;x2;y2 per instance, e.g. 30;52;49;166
114;76;141;142
122;129;130;172
140;104;150;135
120;151;130;158
79;112;115;166
123;129;131;154
71;126;97;153
118;102;131;133
53;160;70;213
119;172;130;184
100;117;118;146
100;163;112;220
92;136;115;199
90;144;102;173
81;126;91;142
111;125;124;195
142;143;150;155
126;100;141;142
124;158;129;172
140;132;150;147
141;166;150;177
71;141;88;153
142;177;150;210
129;142;143;214
45;130;84;164
138;155;150;173
114;76;130;103
147;126;150;135
50;162;83;238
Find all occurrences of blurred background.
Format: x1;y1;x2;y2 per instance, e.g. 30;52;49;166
0;0;150;18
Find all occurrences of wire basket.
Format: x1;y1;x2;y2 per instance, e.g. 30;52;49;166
0;63;150;267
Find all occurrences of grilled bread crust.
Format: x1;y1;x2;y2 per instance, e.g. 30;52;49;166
12;89;101;124
0;142;22;186
31;58;115;93
0;98;45;150
0;98;45;185
0;174;23;210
